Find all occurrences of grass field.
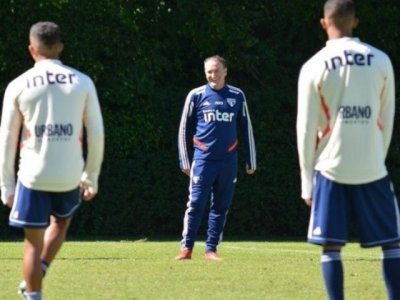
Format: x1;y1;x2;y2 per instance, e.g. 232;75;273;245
0;239;387;299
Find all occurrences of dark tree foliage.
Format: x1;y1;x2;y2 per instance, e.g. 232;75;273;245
0;0;399;239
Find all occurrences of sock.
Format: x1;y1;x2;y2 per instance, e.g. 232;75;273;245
24;291;42;300
321;251;344;300
382;248;400;300
18;260;50;293
20;261;49;293
41;260;49;277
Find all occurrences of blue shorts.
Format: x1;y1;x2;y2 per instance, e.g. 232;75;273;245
9;181;81;228
308;172;400;247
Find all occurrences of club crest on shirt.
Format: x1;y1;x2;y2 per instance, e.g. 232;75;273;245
227;98;236;107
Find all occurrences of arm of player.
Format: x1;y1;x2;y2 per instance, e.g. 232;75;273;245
379;58;395;157
81;79;105;201
0;81;23;206
296;65;319;201
181;169;191;176
178;91;195;174
238;93;256;174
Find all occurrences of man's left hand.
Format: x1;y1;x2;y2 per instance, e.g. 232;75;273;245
304;198;312;207
5;195;14;208
246;165;256;175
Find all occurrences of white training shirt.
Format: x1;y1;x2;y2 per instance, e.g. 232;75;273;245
0;59;104;203
297;37;395;199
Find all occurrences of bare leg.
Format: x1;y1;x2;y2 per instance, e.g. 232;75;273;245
41;216;71;265
19;216;72;297
23;228;45;292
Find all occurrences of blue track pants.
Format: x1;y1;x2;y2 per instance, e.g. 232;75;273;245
180;159;237;252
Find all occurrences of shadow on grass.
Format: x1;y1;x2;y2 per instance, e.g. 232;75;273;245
0;235;308;243
1;234;366;244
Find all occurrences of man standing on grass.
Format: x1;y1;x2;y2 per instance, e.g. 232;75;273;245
176;55;256;261
296;0;400;299
0;21;104;300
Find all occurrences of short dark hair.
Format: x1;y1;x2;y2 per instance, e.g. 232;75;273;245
324;0;355;19
204;55;227;69
30;21;61;46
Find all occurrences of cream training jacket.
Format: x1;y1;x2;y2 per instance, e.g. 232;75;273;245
297;37;395;200
0;59;104;203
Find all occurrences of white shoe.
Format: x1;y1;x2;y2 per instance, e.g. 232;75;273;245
18;280;26;298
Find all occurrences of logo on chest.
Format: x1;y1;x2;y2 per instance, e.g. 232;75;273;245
203;109;235;123
227;98;236;107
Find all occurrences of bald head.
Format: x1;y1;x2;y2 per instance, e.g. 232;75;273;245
29;21;63;60
204;55;227;69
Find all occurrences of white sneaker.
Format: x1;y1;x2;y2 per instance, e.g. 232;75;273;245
18;280;26;297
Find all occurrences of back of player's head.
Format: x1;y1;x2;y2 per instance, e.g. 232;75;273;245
30;21;61;47
204;55;227;69
324;0;355;21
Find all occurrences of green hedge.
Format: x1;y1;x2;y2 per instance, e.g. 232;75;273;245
0;1;399;239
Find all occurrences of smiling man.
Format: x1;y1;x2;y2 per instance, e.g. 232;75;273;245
176;55;256;261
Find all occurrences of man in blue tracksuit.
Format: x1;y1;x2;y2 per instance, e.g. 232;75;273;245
176;55;256;261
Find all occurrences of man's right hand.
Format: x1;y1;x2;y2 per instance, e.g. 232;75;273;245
182;169;190;176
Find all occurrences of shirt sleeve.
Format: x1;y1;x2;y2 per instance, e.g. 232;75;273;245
238;94;256;170
0;81;23;204
80;78;105;194
178;91;195;170
296;64;320;200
